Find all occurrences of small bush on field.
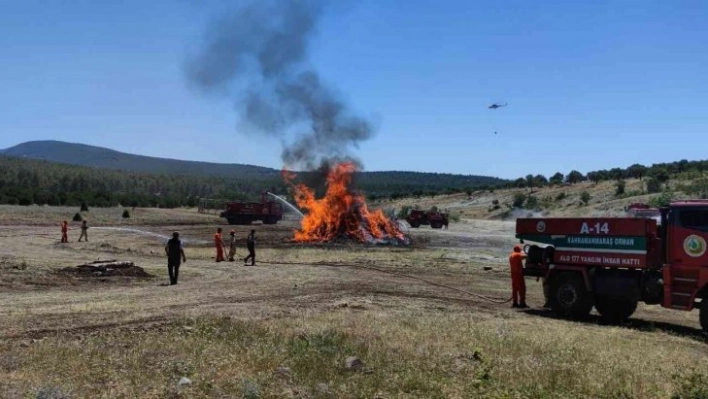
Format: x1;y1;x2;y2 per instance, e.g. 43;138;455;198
671;372;708;399
512;193;526;208
580;191;591;205
80;202;89;212
72;212;82;222
648;192;674;208
615;180;626;196
122;209;130;219
524;195;539;210
555;192;567;201
396;205;411;219
646;178;662;194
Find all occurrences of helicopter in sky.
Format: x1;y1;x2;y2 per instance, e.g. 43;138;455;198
488;102;507;109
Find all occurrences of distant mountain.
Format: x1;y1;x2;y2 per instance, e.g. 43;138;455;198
1;140;508;192
2;140;279;179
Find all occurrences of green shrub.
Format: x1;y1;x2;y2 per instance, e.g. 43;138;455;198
80;202;89;212
580;191;591;205
397;206;411;219
72;212;83;222
646;178;662;194
555;192;567;201
512;193;526;208
524;195;539;209
648;192;674;208
615;180;626;196
122;209;130;219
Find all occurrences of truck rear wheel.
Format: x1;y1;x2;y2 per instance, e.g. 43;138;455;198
595;296;637;323
549;272;593;318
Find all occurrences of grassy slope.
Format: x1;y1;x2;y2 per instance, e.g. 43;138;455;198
376;178;684;221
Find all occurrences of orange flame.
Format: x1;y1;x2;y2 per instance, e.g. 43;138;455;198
283;162;407;244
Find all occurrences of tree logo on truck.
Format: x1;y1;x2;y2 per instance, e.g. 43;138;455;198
536;221;546;232
684;235;707;258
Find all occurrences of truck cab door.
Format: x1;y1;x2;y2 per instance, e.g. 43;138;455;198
667;207;708;266
665;206;708;309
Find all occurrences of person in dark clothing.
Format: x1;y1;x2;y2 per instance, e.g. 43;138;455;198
165;231;186;285
78;220;89;242
244;229;256;266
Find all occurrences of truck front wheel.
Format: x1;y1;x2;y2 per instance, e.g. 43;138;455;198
595;296;637;323
700;299;708;333
549;272;594;318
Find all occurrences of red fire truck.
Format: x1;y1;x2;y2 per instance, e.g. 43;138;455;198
406;209;449;229
219;192;283;225
516;200;708;331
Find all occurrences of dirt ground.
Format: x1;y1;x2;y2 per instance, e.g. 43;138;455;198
1;206;707;398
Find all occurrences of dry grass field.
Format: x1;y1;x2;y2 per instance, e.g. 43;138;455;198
1;205;708;398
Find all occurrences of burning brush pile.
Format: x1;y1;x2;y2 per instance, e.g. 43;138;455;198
284;162;410;245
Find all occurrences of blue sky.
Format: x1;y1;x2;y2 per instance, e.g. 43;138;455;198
1;0;706;179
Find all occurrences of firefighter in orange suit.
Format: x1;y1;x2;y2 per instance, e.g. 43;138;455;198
61;220;69;243
214;228;225;262
509;245;528;308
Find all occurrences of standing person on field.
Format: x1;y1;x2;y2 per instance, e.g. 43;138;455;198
227;230;238;262
78;220;89;242
244;229;256;266
509;245;528;308
61;220;69;243
164;232;186;285
214;227;225;262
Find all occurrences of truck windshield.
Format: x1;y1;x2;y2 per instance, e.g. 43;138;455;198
677;208;708;232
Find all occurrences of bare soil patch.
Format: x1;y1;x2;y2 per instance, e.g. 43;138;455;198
57;260;154;279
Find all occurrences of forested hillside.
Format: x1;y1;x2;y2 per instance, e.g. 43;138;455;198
501;159;705;192
0;156;286;207
2;140;278;179
0;154;505;207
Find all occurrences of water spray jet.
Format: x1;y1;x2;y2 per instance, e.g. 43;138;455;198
92;227;209;245
266;192;304;219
